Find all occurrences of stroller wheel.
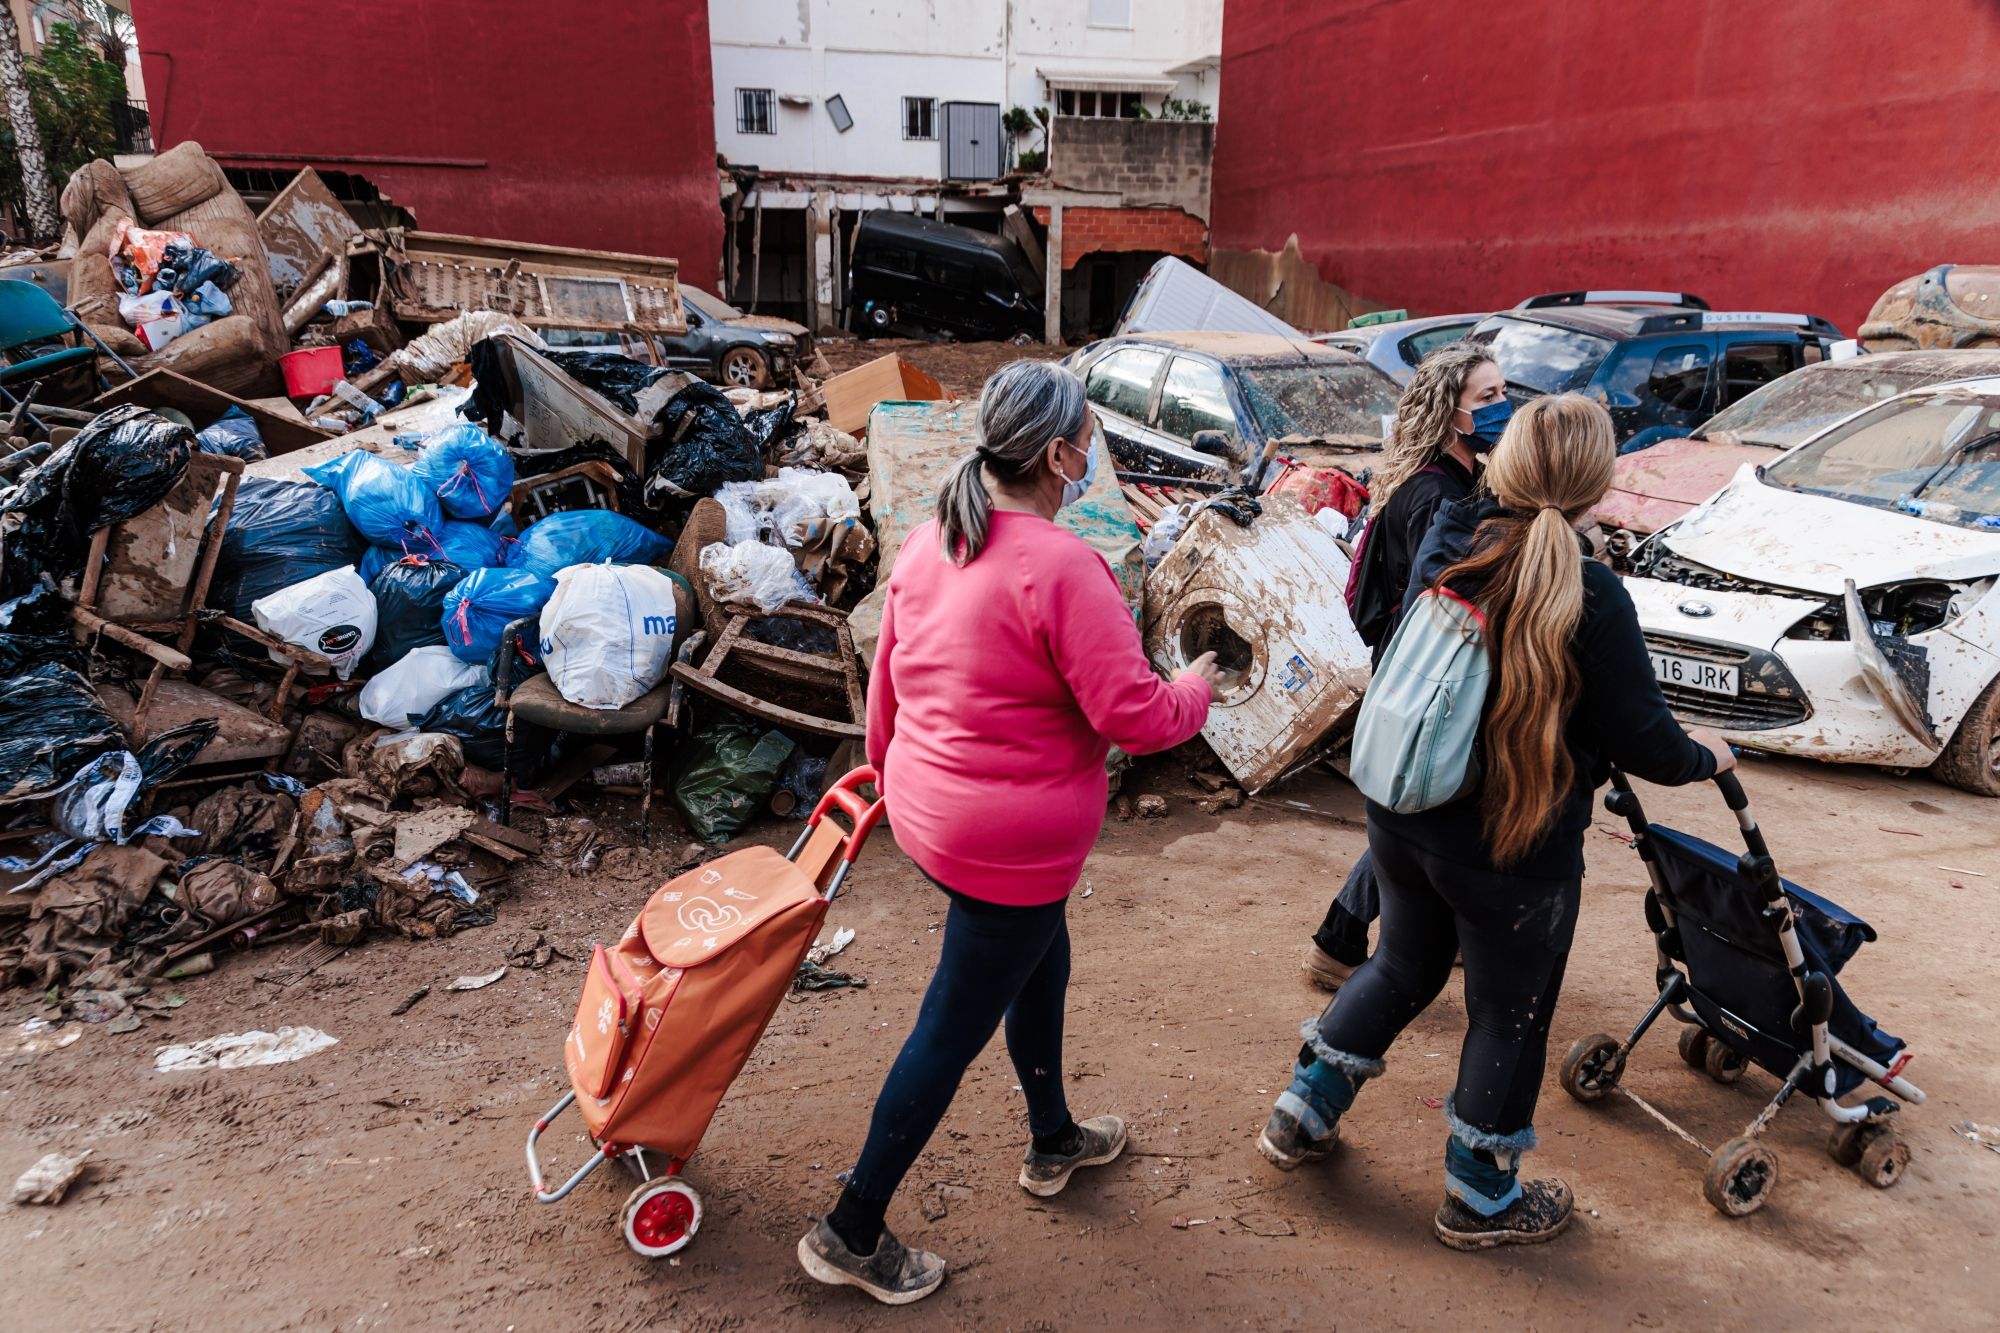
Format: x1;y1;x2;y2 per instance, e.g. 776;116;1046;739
1559;1033;1625;1103
1703;1041;1746;1085
1703;1137;1778;1217
1856;1133;1911;1189
1826;1120;1875;1167
1677;1026;1711;1070
621;1179;702;1258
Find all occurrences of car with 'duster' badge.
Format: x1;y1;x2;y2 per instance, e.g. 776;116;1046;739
1623;377;2000;796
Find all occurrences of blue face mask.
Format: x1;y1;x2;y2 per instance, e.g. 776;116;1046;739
1059;437;1098;509
1461;398;1513;452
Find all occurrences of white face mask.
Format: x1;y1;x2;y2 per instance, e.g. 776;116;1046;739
1058;438;1098;509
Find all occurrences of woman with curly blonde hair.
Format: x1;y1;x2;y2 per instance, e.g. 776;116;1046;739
1303;340;1511;993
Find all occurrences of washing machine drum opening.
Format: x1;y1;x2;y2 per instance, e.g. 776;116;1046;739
1179;603;1260;700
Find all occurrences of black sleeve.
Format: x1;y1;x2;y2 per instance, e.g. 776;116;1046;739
1395;489;1453;614
1573;564;1718;787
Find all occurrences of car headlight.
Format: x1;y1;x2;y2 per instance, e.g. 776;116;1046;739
763;330;796;345
1859;579;1994;637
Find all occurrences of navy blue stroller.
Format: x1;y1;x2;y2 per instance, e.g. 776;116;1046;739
1558;770;1925;1217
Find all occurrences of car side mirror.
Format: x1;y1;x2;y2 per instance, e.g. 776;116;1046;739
1192;429;1234;459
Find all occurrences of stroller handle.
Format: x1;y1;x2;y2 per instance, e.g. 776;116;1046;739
1712;770;1749;811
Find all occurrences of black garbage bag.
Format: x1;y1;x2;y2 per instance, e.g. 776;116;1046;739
417;682;552;778
742;392;802;458
545;350;671;414
0;405;193;598
207;478;365;624
0;578;83;676
672;713;796;843
195;406;266;462
0;662;124;802
646;380;764;506
367;556;466;671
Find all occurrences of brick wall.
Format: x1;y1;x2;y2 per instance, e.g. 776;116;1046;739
1049;117;1214;221
1031;205;1209;270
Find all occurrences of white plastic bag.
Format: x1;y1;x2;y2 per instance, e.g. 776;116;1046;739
251;564;377;679
1143;504;1194;570
539;563;684;709
699;540;812;613
358;645;488;726
715;467;861;548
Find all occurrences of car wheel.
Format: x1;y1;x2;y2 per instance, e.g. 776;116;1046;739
719;346;770;390
1931;671;2000;797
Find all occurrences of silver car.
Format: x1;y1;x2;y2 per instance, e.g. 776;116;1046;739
1314;313;1487;384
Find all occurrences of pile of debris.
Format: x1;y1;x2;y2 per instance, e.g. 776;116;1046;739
0;143;1387;1028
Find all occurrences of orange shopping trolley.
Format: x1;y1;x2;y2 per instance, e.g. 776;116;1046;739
525;766;886;1257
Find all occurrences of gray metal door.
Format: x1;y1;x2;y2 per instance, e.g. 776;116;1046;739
941;102;1002;180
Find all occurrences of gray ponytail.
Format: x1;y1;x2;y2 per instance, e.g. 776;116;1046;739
936;359;1090;564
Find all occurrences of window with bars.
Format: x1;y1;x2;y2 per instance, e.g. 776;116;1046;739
902;96;937;141
736;88;775;135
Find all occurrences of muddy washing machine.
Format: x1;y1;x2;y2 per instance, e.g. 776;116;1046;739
1142;495;1372;792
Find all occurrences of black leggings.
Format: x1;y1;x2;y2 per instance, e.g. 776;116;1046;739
1315;824;1580;1136
845;890;1072;1201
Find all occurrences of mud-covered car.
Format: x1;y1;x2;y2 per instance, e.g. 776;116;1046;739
1313;313;1486;385
1624;377;2000;795
541;285;814;389
1595;349;2000;557
1860;264;2000;351
1065;332;1402;482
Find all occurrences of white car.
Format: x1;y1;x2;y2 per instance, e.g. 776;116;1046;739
1624;376;2000;795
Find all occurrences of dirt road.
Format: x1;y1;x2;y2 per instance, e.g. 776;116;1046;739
5;749;1996;1330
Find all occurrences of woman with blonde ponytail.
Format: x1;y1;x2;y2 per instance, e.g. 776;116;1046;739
1259;394;1734;1252
798;361;1222;1305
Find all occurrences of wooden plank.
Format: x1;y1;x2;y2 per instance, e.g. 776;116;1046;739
461;831;528;864
256;167;362;297
466;815;541;853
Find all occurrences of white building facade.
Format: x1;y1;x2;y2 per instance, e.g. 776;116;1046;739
709;0;1221;185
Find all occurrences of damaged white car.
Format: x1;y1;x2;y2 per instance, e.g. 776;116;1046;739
1624;378;2000;795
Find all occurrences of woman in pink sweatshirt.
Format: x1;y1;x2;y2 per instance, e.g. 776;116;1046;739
797;360;1219;1305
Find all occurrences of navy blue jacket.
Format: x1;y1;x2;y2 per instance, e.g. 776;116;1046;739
1369;496;1717;879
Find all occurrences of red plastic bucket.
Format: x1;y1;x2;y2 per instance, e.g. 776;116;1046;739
279;346;343;398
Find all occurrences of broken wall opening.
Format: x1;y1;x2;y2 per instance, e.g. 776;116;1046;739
1066;249;1172;339
720;202;809;325
222;167;415;233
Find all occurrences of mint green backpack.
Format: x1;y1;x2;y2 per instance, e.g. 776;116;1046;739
1350;588;1490;814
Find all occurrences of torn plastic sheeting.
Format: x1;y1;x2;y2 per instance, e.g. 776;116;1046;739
154;1025;339;1071
366;556;465;669
206;478;365;627
0;405;194;599
715;466;861;549
849;400;1145;663
645;379;765;505
671;715;795;844
699;540;812;613
0;662;125;805
0;579;85;677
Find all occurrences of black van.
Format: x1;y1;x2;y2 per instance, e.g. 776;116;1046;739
848;211;1043;341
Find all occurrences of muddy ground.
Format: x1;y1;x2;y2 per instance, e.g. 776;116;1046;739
816;335;1063;400
5;746;1996;1331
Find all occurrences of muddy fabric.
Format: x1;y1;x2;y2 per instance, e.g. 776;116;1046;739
285;710;362;783
341;731;468;806
174;860;280;930
190;786;297;869
5;845;172;989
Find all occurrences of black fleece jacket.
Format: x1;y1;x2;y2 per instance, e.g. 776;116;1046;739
1363;453;1476;666
1368;496;1718;880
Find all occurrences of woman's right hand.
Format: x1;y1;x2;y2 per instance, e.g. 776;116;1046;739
1187;651;1226;704
1689;727;1737;774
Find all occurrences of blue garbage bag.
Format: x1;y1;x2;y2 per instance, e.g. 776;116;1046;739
411;423;515;520
436;519;510;569
302;451;442;550
487;508;520;539
195;406;265;462
440;566;554;663
357;544;396;585
507;510;672;578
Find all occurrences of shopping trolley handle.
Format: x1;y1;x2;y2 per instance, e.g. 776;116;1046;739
807;765;886;863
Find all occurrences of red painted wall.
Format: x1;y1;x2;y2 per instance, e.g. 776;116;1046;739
131;0;721;284
1213;1;2000;334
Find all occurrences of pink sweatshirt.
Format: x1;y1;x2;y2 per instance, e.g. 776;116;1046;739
866;511;1211;906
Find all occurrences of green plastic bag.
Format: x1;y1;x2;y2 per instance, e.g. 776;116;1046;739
672;715;797;843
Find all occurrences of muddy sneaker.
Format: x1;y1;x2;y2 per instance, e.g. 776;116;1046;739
1302;942;1356;992
1257;1090;1340;1170
1433;1177;1575;1251
796;1217;946;1305
1019;1114;1127;1197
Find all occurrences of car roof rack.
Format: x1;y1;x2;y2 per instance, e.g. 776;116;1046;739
1631;310;1843;336
1517;290;1711;311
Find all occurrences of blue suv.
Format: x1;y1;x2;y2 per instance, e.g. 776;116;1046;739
1469;291;1842;451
